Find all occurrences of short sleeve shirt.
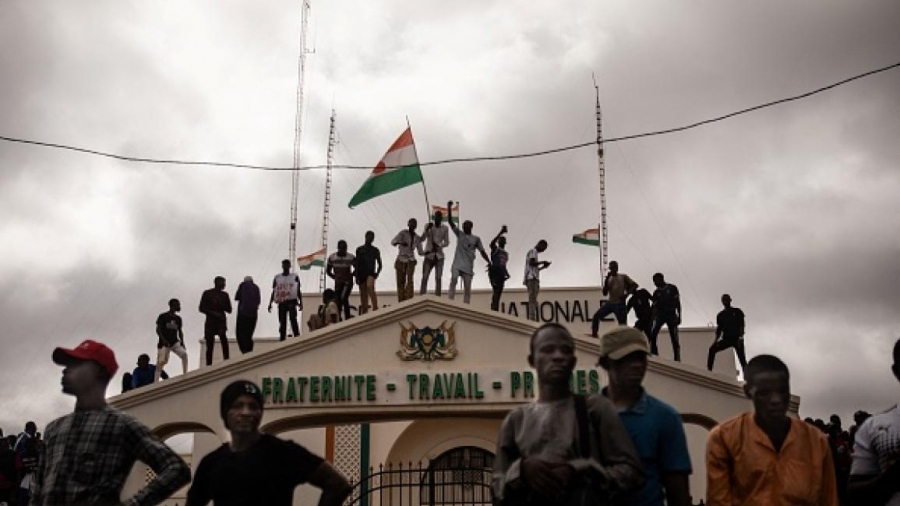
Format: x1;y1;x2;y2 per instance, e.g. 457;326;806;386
851;405;900;505
327;252;355;284
355;245;381;281
186;434;324;506
156;312;182;348
717;307;745;340
652;283;680;316
604;389;692;506
524;248;540;283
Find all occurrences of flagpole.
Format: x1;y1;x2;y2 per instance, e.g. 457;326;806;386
406;116;432;218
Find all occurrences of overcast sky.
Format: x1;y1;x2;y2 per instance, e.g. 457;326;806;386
1;0;898;433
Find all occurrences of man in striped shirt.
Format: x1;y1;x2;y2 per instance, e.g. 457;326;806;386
34;340;190;506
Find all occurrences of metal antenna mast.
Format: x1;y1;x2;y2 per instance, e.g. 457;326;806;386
288;0;313;269
319;109;337;292
593;75;609;283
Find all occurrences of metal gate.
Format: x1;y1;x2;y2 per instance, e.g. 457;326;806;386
348;447;494;506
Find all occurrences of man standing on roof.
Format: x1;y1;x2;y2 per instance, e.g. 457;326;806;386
34;340;190;506
234;276;261;354
391;218;419;303
268;260;302;341
326;240;355;320
446;201;490;304
708;294;748;373
648;273;681;362
488;226;510;311
590;261;638;337
200;276;232;365
156;298;188;380
419;210;450;296
524;240;551;322
354;231;382;314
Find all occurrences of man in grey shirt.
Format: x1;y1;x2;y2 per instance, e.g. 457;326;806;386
446;201;489;304
493;323;643;504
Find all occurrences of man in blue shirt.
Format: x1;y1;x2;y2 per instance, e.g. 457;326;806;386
597;326;692;506
132;353;167;389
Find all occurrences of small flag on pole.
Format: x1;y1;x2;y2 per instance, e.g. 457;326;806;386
297;248;326;270
572;228;600;246
348;127;424;208
430;203;459;224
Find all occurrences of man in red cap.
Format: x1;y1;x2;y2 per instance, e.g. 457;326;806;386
33;340;190;506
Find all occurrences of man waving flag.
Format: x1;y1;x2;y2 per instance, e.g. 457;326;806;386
348;127;424;208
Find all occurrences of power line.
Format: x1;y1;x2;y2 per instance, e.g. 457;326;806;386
1;61;897;171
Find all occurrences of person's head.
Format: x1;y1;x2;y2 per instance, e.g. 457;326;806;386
365;230;375;244
214;276;226;290
721;294;732;308
892;337;900;384
337;240;347;254
220;380;264;434
168;298;181;313
407;218;417;231
744;354;791;425
52;340;119;397
323;288;335;302
804;417;814;424
433;211;443;226
830;414;842;430
462;220;473;234
853;410;871;426
122;372;133;392
596;327;650;390
652;273;665;288
281;259;291;272
633;288;651;302
528;323;576;387
536;240;548;253
137;354;150;367
243;275;253;284
609;260;619;274
498;236;507;248
24;421;36;436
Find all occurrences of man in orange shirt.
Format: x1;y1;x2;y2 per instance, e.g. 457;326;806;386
706;355;838;506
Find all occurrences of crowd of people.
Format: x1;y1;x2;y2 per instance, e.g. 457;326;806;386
2;329;898;505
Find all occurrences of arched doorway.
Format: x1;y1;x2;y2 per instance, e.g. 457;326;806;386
420;446;494;505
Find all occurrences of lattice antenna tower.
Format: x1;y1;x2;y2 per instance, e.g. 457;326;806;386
593;75;609;282
288;0;313;269
319;109;337;292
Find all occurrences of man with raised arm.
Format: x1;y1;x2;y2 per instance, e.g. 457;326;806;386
488;225;510;311
446;201;489;304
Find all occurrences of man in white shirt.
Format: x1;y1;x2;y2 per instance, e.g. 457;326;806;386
391;218;419;303
268;259;303;341
524;240;550;321
419;211;450;296
446;201;489;304
849;337;900;505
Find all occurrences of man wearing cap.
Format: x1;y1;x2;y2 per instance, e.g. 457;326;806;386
34;340;190;506
186;380;351;506
597;327;692;506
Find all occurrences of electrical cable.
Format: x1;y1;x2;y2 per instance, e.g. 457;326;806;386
0;61;896;171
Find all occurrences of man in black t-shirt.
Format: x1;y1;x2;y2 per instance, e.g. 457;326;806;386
649;273;682;362
186;381;351;506
708;294;748;373
354;231;382;314
156;298;188;381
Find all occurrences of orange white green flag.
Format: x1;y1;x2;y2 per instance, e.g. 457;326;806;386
297;248;326;270
430;203;459;224
348;127;424;208
572;228;600;246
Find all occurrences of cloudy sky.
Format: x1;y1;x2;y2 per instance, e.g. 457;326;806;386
1;0;898;433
